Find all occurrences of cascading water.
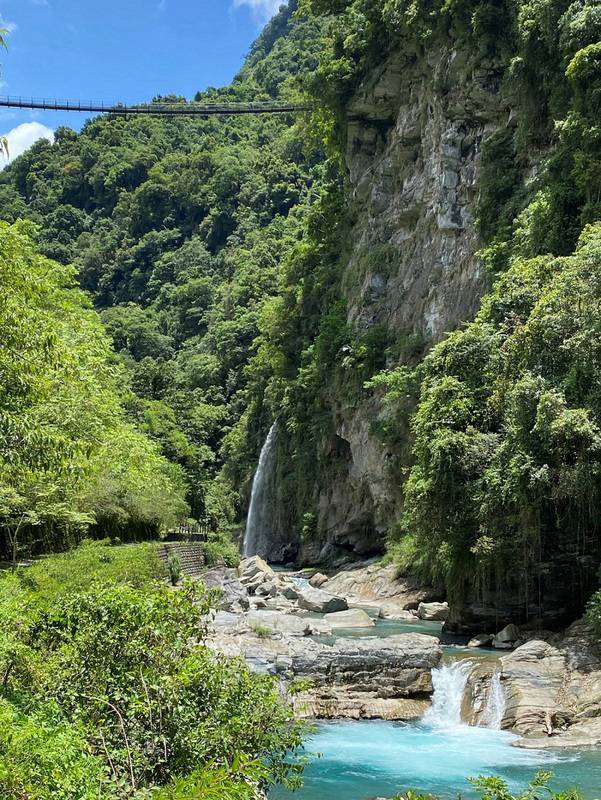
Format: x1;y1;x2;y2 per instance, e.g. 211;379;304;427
479;672;505;730
424;660;506;732
423;660;474;728
242;422;277;558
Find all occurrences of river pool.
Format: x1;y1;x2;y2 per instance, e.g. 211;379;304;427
269;579;601;799
270;719;601;800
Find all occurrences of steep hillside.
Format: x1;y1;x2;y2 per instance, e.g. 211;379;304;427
0;2;326;529
234;0;601;630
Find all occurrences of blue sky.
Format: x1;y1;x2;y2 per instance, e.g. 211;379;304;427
0;0;282;161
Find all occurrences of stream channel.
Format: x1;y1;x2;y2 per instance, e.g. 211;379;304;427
269;599;601;800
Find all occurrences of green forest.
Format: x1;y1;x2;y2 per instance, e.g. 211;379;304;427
1;0;601;796
0;4;327;553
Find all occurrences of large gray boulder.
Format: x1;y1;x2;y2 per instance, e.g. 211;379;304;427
201;567;249;612
238;555;274;582
255;580;278;598
238;556;275;594
297;586;348;614
280;582;300;601
326;608;375;629
417;601;449;621
309;572;329;588
494;623;520;645
499;640;568;734
495;624;601;741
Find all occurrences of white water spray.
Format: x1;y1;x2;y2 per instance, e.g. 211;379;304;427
479;672;505;730
423;660;473;728
242;422;277;558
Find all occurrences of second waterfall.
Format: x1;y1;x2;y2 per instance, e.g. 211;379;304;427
242;422;278;558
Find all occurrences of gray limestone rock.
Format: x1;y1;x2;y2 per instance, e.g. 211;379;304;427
326;608;375;629
417;601;449;621
309;572;329;588
296;586;348;614
201;567;249;612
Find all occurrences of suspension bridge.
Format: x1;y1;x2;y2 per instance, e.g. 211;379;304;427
0;95;311;116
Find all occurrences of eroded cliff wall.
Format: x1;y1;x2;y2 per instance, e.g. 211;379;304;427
310;45;509;563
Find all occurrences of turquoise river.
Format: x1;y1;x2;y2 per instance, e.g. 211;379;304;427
269;609;601;800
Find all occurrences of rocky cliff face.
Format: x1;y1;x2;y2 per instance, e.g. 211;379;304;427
307;44;509;563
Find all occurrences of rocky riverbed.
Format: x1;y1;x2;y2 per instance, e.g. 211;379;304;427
204;557;441;719
201;557;601;746
464;621;601;748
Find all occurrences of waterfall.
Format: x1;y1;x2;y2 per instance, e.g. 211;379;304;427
242;422;277;558
479;672;505;730
423;660;473;728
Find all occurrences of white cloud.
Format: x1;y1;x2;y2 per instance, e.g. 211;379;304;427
232;0;283;22
1;121;54;163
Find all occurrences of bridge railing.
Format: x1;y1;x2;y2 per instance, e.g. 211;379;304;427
0;95;311;116
165;523;212;543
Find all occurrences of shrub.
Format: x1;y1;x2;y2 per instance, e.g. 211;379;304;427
167;552;182;585
0;549;305;798
203;529;241;568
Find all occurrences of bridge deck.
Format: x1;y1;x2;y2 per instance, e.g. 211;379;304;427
0;95;311;116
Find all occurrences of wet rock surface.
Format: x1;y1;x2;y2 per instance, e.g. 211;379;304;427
322;563;438;618
201;560;601;739
202;559;442;720
463;620;601;748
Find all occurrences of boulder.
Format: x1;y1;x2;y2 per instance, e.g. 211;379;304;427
297;586;348;614
238;556;275;595
324;564;437;611
468;633;492;648
201;567;250;612
500;640;569;735
326;608;375;629
309;572;329;589
280;582;300;601
238;555;274;584
255;580;278;598
495;623;521;643
464;620;601;747
379;606;416;621
417;601;449;621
